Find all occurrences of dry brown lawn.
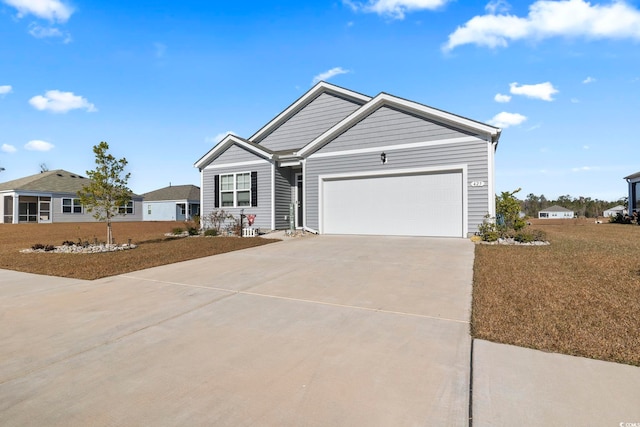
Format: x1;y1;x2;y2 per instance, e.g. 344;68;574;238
473;217;640;366
0;222;278;280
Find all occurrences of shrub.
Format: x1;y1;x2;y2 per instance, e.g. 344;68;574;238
514;230;534;243
31;243;45;250
609;212;631;224
204;229;218;237
172;227;184;235
477;216;500;242
43;244;55;252
187;226;199;236
62;240;75;246
204;209;234;234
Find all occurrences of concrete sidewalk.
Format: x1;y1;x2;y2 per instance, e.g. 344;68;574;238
473;339;640;426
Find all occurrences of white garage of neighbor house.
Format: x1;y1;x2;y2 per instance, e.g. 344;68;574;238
142;185;200;221
603;205;626;217
538;205;574;219
194;81;501;237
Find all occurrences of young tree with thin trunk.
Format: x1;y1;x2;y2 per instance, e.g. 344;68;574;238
77;141;132;245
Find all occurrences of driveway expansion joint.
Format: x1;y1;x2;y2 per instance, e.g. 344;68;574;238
118;275;471;324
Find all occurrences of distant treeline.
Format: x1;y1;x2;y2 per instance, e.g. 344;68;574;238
519;194;627;218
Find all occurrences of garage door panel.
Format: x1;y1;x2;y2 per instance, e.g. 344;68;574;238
322;172;462;237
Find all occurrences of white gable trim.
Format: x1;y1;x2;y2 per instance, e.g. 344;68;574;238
194;135;273;170
248;81;371;143
298;93;501;158
204;159;268;170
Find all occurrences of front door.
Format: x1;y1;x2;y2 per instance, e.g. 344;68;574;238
295;173;303;228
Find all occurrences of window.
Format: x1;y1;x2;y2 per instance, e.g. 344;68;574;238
119;201;134;214
62;198;83;214
220;172;251;207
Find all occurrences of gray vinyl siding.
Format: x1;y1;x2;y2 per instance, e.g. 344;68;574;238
51;194;143;223
315;106;473;154
274;167;293;229
214;144;265;165
201;162;272;231
256;93;364;152
305;139;490;234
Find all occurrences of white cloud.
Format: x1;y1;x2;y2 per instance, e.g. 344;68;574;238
24;140;54;151
29;90;97;113
443;0;640;51
345;0;449;19
582;76;596;84
207;131;237;144
2;0;73;22
28;22;71;42
1;143;17;153
494;93;511;103
571;166;596;172
487;111;527;128
485;0;511;14
509;81;558;101
312;67;351;85
0;85;12;96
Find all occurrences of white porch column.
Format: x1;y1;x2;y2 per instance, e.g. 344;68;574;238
12;194;19;224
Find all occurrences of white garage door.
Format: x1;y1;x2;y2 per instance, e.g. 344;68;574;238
322;171;463;237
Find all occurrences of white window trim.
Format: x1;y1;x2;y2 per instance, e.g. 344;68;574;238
62;197;83;214
220;171;252;208
119;201;134;214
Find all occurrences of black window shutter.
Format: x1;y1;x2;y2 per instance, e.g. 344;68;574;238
214;175;220;208
251;171;258;207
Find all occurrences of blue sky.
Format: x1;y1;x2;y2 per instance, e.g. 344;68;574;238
1;0;639;200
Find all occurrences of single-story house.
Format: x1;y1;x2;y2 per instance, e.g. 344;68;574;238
624;171;640;213
0;169;143;224
194;81;501;237
538;205;574;219
603;205;627;217
142;184;200;221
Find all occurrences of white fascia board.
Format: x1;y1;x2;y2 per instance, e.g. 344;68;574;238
194;135;273;169
299;93;501;158
204;159;268;170
308;135;482;159
248;81;371;143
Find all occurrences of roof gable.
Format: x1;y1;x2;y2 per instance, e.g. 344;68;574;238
248;81;371;144
194;134;274;170
540;205;573;212
297;92;501;157
253;92;366;152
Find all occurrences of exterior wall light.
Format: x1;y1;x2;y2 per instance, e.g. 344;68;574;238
380;152;387;164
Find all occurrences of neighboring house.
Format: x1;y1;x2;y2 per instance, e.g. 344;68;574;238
0;169;143;224
624;171;640;213
538;205;574;219
603;205;627;217
194;81;501;237
142;184;200;221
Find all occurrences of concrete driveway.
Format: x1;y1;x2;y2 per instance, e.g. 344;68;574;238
0;235;474;426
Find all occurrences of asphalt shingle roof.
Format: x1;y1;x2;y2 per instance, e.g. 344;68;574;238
142;185;200;202
0;169;91;193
